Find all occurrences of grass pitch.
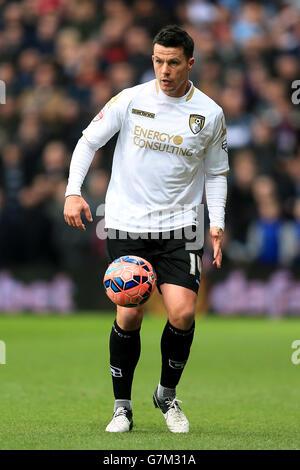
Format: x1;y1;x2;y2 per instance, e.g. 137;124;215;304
0;313;299;450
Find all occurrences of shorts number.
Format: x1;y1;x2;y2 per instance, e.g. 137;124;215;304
189;253;201;276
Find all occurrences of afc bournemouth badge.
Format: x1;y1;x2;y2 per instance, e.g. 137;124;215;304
189;114;205;134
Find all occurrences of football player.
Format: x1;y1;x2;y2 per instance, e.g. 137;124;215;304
64;25;229;433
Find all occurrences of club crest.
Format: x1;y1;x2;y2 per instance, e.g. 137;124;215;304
189;114;205;134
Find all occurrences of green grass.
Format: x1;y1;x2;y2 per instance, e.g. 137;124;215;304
0;313;299;450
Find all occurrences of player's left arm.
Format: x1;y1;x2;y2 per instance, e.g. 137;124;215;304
203;108;229;268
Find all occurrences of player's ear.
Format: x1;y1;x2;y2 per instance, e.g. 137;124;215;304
188;57;195;71
152;55;155;63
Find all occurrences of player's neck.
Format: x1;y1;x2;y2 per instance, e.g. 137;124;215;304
163;80;191;98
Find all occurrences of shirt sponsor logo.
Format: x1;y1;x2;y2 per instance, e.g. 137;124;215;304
173;135;183;145
132;108;155;119
189;114;205;134
133;125;193;157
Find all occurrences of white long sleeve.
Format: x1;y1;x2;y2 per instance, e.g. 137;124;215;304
205;173;227;231
65;136;98;197
65;86;139;198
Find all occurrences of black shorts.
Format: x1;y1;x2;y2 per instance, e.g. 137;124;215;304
106;226;203;294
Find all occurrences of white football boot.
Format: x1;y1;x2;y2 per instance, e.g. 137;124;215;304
153;388;189;433
105;407;133;433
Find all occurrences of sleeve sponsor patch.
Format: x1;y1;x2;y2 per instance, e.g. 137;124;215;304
92;109;104;122
222;138;228;153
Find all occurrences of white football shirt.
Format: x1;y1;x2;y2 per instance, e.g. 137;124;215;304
68;79;229;232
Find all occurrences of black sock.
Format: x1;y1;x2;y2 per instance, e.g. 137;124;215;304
160;320;195;389
109;320;141;400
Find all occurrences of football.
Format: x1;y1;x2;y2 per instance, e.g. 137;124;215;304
103;255;156;307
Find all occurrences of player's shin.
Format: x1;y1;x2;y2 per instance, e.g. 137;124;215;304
109;320;141;404
159;320;195;396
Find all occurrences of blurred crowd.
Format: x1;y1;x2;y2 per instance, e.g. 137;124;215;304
0;0;300;272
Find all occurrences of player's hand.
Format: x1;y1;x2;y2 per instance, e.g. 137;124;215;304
210;226;223;268
63;195;93;231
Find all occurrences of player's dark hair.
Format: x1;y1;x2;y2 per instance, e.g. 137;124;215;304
153;25;194;60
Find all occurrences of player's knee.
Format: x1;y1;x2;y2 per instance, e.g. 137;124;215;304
117;305;144;330
179;310;195;327
169;308;195;330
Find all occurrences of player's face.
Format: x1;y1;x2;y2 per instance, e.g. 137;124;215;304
152;44;194;98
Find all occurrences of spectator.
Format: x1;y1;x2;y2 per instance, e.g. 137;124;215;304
246;198;285;265
227;148;257;243
0;0;299;271
124;26;153;82
251;116;277;175
221;87;252;149
39;140;69;182
280;198;300;267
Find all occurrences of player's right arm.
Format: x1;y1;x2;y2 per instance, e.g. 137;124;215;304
64;91;129;230
64;194;93;231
